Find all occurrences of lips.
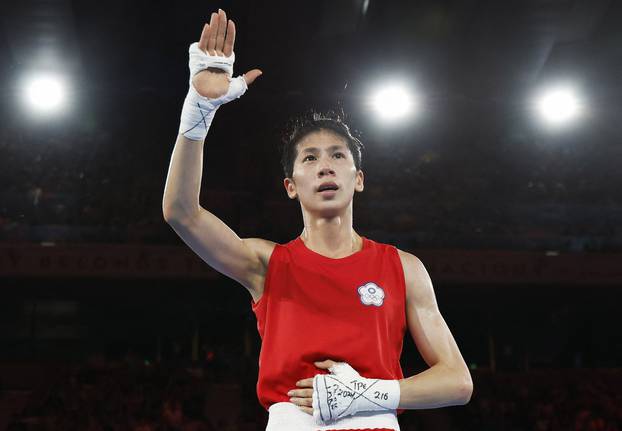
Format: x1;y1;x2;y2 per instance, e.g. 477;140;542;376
317;182;339;192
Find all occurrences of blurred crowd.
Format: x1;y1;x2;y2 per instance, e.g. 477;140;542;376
4;360;260;431
4;353;621;431
1;122;621;251
455;369;622;431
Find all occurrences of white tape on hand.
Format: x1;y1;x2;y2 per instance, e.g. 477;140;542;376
178;42;247;141
188;41;235;77
312;362;400;426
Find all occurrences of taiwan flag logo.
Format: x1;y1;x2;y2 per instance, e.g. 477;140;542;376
357;282;386;307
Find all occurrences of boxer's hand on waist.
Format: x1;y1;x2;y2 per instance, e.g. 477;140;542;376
287;359;339;416
287;377;314;415
311;360;401;426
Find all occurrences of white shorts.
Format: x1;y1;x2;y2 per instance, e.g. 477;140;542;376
265;402;400;431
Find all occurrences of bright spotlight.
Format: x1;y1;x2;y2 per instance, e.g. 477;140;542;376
370;83;417;122
534;85;583;128
22;74;68;114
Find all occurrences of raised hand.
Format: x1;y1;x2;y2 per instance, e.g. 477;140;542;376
192;9;262;99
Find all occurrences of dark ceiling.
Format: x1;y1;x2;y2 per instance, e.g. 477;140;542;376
2;0;619;96
1;0;621;249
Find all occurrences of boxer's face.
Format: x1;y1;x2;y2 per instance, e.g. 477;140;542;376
284;130;364;215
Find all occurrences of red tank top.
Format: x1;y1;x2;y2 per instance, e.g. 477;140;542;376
251;236;407;411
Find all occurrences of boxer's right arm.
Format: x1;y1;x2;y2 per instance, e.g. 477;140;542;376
163;134;273;300
162;9;269;300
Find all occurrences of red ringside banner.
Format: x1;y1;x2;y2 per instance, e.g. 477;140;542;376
0;243;217;279
0;243;620;284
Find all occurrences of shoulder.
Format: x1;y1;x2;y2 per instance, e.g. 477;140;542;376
396;249;424;282
396;248;436;308
366;240;425;278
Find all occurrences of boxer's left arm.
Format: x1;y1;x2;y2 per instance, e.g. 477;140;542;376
393;250;473;409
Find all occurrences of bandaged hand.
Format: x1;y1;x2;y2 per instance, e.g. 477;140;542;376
311;361;400;425
179;9;262;141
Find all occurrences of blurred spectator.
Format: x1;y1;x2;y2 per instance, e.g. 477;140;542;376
1;118;621;251
4;350;621;431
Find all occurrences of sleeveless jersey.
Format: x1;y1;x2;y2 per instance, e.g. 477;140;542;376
251;236;407;411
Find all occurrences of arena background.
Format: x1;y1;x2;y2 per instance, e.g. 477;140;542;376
1;0;621;430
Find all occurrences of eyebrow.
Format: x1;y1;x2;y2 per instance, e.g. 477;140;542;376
301;145;347;154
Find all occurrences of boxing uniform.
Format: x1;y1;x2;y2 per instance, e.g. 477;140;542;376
251;236;407;431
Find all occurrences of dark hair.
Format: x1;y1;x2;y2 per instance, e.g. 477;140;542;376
280;110;364;179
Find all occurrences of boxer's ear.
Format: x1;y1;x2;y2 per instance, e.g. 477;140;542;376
284;177;297;200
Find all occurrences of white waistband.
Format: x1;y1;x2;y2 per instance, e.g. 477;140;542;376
266;402;400;431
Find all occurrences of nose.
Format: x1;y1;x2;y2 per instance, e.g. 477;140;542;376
317;155;335;177
317;166;335;177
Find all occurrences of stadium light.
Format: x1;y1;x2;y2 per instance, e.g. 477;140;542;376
532;84;584;129
368;81;418;123
21;73;69;115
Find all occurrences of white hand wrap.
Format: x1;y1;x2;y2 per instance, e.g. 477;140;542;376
178;42;248;141
188;41;235;76
312;362;400;425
